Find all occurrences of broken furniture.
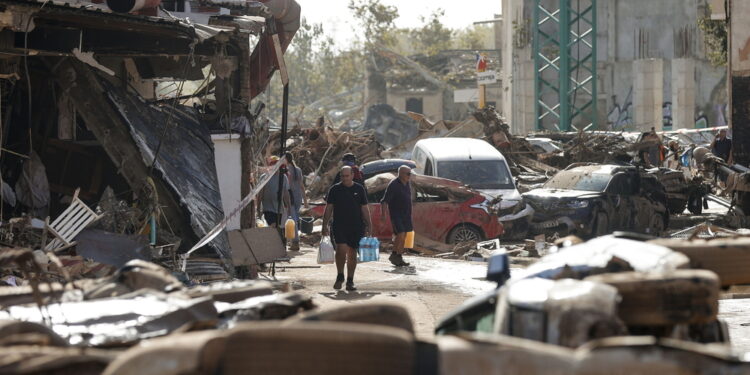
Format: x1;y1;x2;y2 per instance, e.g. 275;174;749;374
44;189;103;252
228;227;287;276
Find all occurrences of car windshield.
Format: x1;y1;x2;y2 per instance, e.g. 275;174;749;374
543;170;612;192
437;160;515;189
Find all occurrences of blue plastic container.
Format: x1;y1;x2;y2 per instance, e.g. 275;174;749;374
358;237;379;262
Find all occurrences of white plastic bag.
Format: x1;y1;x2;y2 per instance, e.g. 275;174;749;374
317;236;335;264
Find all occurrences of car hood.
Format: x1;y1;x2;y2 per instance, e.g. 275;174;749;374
523;188;602;201
478;188;522;208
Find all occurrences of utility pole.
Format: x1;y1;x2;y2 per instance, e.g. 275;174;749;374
533;0;597;131
477;53;487;109
729;0;750;165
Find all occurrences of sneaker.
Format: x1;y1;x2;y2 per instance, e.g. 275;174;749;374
333;274;344;290
345;281;357;291
388;252;410;267
289;242;300;251
388;252;401;266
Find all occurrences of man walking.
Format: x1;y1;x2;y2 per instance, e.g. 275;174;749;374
381;166;412;267
322;166;371;291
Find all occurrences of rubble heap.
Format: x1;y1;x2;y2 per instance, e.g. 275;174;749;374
267;118;383;197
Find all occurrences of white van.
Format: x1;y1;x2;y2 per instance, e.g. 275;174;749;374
412;138;533;237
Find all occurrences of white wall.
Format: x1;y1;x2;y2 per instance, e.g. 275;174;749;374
211;134;242;231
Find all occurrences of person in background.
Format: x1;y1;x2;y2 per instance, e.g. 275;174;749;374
666;140;681;169
711;129;732;163
322;166;371;291
332;153;365;186
284;152;308;251
258;156;291;228
381;166;413;267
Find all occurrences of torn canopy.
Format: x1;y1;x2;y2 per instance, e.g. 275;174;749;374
98;76;230;265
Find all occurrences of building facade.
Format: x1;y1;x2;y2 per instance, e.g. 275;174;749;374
501;0;727;134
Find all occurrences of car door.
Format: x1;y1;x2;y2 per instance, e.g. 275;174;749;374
366;189;393;240
605;174;634;231
411;185;461;242
631;175;662;233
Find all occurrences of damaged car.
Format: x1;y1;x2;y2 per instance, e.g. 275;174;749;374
523;164;669;238
411;137;533;239
312;173;504;244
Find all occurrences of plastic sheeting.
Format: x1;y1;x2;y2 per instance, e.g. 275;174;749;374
15;151;50;218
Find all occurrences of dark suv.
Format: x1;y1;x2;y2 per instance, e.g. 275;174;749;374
523;164;669;238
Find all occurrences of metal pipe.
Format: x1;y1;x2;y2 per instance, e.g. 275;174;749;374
150;215;157;245
275;83;289;228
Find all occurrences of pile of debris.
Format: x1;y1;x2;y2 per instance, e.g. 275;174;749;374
267;118;383;197
0;247;315;373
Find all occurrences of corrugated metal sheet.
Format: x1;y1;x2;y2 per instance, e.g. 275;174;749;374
99;76;231;267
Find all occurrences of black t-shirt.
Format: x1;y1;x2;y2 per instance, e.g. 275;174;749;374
326;182;368;230
381;178;412;222
713;138;732;161
327;166;366;200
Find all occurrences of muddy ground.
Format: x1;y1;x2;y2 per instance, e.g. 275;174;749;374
273;244;750;351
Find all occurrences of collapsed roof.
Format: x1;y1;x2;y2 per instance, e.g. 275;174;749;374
0;0;300;272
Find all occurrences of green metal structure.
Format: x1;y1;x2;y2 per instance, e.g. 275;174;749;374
533;0;597;131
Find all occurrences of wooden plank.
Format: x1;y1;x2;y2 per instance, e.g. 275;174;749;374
414;233;453;255
57;205;92;240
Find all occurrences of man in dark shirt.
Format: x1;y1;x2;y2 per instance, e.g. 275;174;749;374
381;166;413;267
329;153;365;193
322;166;372;291
711;129;732;163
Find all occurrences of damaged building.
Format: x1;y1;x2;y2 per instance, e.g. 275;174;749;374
0;0;299;277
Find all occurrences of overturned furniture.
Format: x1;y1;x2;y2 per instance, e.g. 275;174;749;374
44;189;103;252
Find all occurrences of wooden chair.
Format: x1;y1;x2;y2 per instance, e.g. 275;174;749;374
44;188;103;252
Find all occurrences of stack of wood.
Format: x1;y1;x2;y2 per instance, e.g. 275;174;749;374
472;106;559;179
266;120;383;198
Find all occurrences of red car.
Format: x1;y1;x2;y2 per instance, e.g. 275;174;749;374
311;173;504;244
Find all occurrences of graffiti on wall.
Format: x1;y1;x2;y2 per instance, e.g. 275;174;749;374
662;102;672;128
607;88;633;129
608;87;726;130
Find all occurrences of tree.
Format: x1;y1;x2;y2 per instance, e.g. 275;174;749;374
454;24;493;50
348;0;399;47
410;9;453;56
262;19;365;122
348;0;400;105
698;12;727;67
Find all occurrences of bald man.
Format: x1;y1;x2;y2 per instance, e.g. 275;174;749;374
381;165;413;267
322;166;372;291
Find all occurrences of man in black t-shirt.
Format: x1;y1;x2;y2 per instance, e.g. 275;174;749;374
711;129;732;163
381;166;413;267
322;166;372;291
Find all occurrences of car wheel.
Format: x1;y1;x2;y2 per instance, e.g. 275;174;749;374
594;212;609;237
447;225;484;244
